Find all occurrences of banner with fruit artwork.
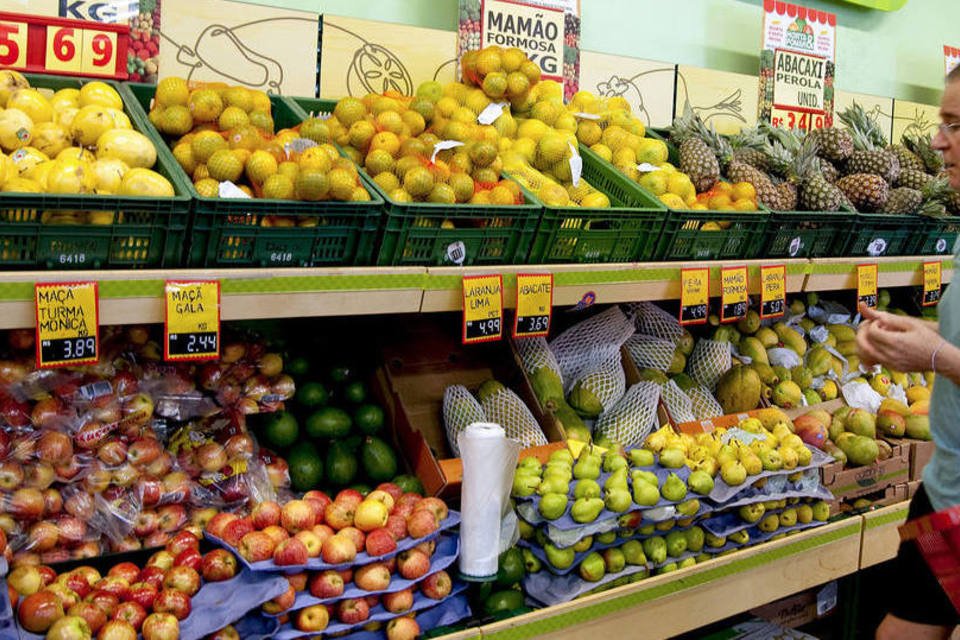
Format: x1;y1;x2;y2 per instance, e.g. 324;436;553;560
945;45;960;76
458;0;580;100
758;0;836;131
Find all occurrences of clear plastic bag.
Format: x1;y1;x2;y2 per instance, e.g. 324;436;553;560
442;385;487;457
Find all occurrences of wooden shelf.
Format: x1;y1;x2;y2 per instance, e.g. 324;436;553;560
477;519;863;640
860;503;909;569
805;256;954;292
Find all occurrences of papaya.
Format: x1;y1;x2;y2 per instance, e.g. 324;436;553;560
806;346;833;377
750;361;778;385
774;323;807;356
736;310;760;335
771;380;802;409
905;414;931;440
755;327;779;348
740;337;768;364
828;324;857;342
715;366;762;413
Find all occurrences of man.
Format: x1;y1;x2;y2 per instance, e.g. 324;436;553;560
857;65;960;640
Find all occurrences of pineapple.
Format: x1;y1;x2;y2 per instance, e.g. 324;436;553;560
836;173;890;211
896;168;933;191
889;144;925;173
795;136;844;211
838;103;900;183
904;134;944;175
714;133;783;209
730;128;770;171
817;158;840;183
777;181;798;210
918;175;954;218
671;104;720;192
880;187;922;215
809;127;853;162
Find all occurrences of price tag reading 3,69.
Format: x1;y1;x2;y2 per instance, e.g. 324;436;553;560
680;267;709;326
164;281;220;361
924;261;942;307
858;263;879;309
463;274;503;344
720;265;748;323
35;281;99;369
514;273;553;338
760;264;786;319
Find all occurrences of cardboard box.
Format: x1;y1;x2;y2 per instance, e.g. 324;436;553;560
819;441;910;501
377;319;565;497
910;439;934;482
750;582;837;629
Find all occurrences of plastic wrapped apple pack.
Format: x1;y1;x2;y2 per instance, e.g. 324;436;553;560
276;534;460;615
209;511;461;572
707;446;833;504
0;557;15;640
274;581;469;640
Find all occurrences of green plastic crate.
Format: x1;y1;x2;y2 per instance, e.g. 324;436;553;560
0;73;191;269
841;212;924;257
525;146;666;263
764;208;857;258
288;95;541;267
915;216;960;256
124;84;383;268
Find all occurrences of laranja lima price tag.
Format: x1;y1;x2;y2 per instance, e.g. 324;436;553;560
680;267;709;326
760;264;786;319
720;265;748;323
462;274;503;344
164;281;221;361
514;273;553;338
35;281;99;369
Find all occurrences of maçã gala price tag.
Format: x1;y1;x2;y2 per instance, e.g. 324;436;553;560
760;264;786;319
514;273;553;338
857;263;878;309
35;281;99;369
680;267;709;326
720;265;748;323
164;281;221;361
462;274;503;344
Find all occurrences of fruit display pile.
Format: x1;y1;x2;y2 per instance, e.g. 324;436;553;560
0;72;175;218
0;326;294;567
127;0;162;83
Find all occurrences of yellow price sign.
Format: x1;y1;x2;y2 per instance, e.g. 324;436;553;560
514;273;553;338
720;265;748;323
35;282;99;368
164;281;221;361
81;29;118;75
462;274;503;344
0;20;28;69
760;264;786;319
923;261;942;306
858;263;879;308
44;25;82;73
680;267;709;325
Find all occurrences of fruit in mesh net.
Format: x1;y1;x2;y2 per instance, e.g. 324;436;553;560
207;149;244;182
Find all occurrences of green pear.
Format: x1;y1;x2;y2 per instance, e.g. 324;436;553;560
677;498;700;517
522;547;541;573
679;557;697;569
603;467;629;492
659;447;686;469
759;448;783;472
603;453;629;473
518;519;535;540
573;453;601;480
602;547;626;573
621;540;647;565
656;518;676;532
538;475;569;495
657;562;678;574
779;508;798;527
573;478;601;500
660;473;688;502
518;457;543;474
596;530;617;545
738;503;766;524
811;500;830;521
572;535;593;552
796;504;813;524
729;529;750;544
632;469;659;487
512;472;541;497
544;543;575;569
705;532;727;548
687;470;715;496
549;449;574;465
720;460;747;486
685;526;705;552
642;536;668;564
578;551;606;582
538;492;569;520
629;448;655;467
571;497;605;523
639;524;656;536
605;487;632;513
758;513;780;533
666;530;688;557
632;480;661;507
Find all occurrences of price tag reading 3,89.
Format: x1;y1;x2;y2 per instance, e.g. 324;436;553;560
924;261;942;307
165;281;221;361
35;281;99;369
680;267;709;325
760;265;787;319
720;265;748;323
514;273;553;338
858;263;879;309
463;274;503;344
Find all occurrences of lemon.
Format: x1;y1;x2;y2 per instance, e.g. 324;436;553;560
473;167;499;185
373;171;400;193
538;182;569;206
659;193;686;209
187;89;222;123
193;164;209;181
0;108;32;151
365;149;395;176
475;49;502;76
156;77;190;107
470;190;492;204
637;138;668;164
191;130;228;163
666;172;695;200
530;101;560;126
8;89;52;124
409;98;434;122
0;70;29;107
580;192;610;208
299;118;330;143
350;186;371;201
732;181;757;201
194;177;219;197
250;90;272;113
416;80;443;103
46;157;96;194
428;183;456;204
369;131;400;157
517;118;549;142
389;187;412;203
375;111;404;135
469;141;498;168
482;72;508;99
218;106;250;130
590;143;612;162
348;120;376;150
262;173;295;199
96;129;156;169
90;158;129;193
489;184;515;205
226;124;263;151
249;110;274;133
638;170;668;196
401;111;426;137
170;143;195;174
56;147;93;163
70;106;115;147
222;86;254;112
294;147;329;173
601;125;629;151
520;60;541;84
395;156;422;178
79;81;122;110
31;123;71;158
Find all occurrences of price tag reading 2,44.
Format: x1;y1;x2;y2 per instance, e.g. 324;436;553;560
35;281;99;369
760;265;786;319
463;274;503;344
858;263;879;309
680;267;709;326
924;261;942;307
514;273;553;338
720;265;748;323
164;281;221;361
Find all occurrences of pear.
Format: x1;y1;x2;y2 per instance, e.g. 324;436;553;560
679;557;698;569
621;539;647;565
658;447;686;469
578;551;606;582
696;553;711;563
658;562;679;574
685;526;706;552
596;530;617;545
779;508;798;527
603;453;629;473
741;452;763;475
628;448;655;467
571;497;605;523
705;532;727;548
812;501;831;521
518;456;543;474
796;446;812;467
642;536;667;564
538;492;569;520
573;478;601;500
632;469;659;487
665;530;688;558
738;503;766;523
512;472;541;497
544;461;572;478
720;460;747;486
602;547;626;573
759;448;783;472
797;504;814;524
677;498;700;517
695;457;720;477
639;524;656;536
522;548;541;573
544;543;575;569
656;518;676;532
632;480;661;507
660;473;688;502
605;487;632;513
572;535;593;553
538;475;569;495
687;469;715;496
779;446;799;470
549;449;574;465
573;452;601;480
518;519;535;540
758;513;780;533
603;467;629;492
729;529;750;545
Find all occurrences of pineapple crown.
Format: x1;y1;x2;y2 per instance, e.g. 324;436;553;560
729;126;767;152
903;133;944;174
764;139;795;178
670;102;703;144
760;122;803;155
837;102;888;151
916;175;952;217
787;135;822;184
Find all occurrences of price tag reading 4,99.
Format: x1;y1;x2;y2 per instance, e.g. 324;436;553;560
858;263;879;309
164;281;220;361
924;261;942;306
760;265;786;319
35;281;99;369
680;267;709;325
514;273;553;338
720;265;748;323
463;274;503;344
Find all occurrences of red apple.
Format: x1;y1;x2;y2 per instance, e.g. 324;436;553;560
273;537;309;566
45;614;92;640
132;567;162;592
44;584;80;611
147;550;175;572
264;457;289;489
285;572;308;592
72;541;101;561
415;496;449;522
68;601;107;633
382;587;414;613
204;512;238;539
59;572;91;599
375;482;404;504
335;597;370;624
261;525;289;547
384;515;408;541
153;588;191;620
260;584;295;615
97;620;137;640
207;625;240;640
294;603;330;632
144;531;172;549
280;499;315;534
335;489;363;509
126;438;163;467
173;548;202;571
141;612;180;640
98;440;128;466
162;566;201;596
165;530;200;557
26;461;57;490
0;460;24;490
365;527;398;557
223;434;254;460
113;601;147;631
397;548;431;580
308;570;344;599
414;540;436;557
386;616;420;640
121;394;153;429
406;508;439;539
354;562;392;591
365;489;396;512
189;506;218;529
18;589;65;633
65;491;95;520
127;582;158;610
200;549;237;582
10;487;45;520
421;569;453;599
37;430;74;465
303;490;332;513
157;504;187;533
238;530;275;563
310;523;334;545
338;526;366;553
220;517;254;547
293;530;322;557
8;564;44;595
93;577;129;602
85;592;119;619
57;516;85;546
320;533;357;565
72;567;101;588
144;454;174;479
194;442;228;473
250;500;281;529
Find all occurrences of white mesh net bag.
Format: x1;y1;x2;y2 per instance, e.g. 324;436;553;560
594;381;662;448
567;354;627;418
661;379;696;424
624;333;676;372
687;339;732;391
689;386;725;419
514;336;562;380
628;301;683;343
549;306;635;391
443;385;487;457
481;386;549;448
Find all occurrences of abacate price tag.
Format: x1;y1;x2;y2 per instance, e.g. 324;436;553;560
857;263;878;309
720;265;748;323
164;281;221;361
923;261;942;307
760;264;786;319
680;267;709;325
463;274;503;344
35;281;99;369
514;273;553;338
